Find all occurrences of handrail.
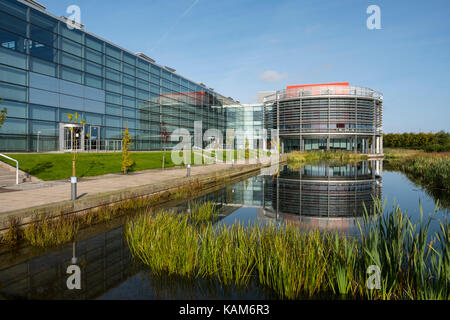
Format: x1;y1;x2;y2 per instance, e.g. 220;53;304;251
0;154;19;185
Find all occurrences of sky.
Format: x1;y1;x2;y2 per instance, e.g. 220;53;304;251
40;0;450;133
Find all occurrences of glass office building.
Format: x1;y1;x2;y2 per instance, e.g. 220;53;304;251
263;83;384;154
0;0;235;152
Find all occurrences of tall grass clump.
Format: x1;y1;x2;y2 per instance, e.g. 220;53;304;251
188;201;218;224
287;150;368;168
125;200;450;300
23;215;79;247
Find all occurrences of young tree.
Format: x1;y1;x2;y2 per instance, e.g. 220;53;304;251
0;99;7;129
121;127;134;174
67;113;86;178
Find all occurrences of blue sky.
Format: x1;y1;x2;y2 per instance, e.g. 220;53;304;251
41;0;450;133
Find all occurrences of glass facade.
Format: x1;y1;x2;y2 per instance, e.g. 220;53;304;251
0;0;233;152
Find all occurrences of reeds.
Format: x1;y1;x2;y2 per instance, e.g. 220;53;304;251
287;151;368;168
125;200;450;300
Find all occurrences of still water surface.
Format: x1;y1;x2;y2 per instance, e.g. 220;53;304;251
0;161;447;299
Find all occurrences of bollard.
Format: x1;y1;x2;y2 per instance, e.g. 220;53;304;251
71;176;77;201
187;164;191;177
232;159;235;168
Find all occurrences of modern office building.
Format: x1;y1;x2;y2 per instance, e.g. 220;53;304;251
0;0;235;152
0;0;383;155
263;83;384;154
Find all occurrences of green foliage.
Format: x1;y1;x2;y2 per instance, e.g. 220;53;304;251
23;215;79;247
384;131;450;152
125;201;450;300
245;138;250;160
121;127;134;174
287;150;368;167
0;98;7;128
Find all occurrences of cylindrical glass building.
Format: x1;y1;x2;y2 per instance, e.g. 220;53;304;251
263;83;383;154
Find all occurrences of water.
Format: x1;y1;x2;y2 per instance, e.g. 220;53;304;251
0;161;448;300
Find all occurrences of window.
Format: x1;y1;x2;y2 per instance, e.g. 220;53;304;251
0;118;27;134
123;52;135;66
137;58;149;71
0;100;27;118
85;60;103;76
151;64;161;76
0;0;27;20
0;10;27;36
85;99;105;114
29;72;58;92
85;35;103;52
0;82;27;101
60;51;82;70
61;38;82;56
106;115;122;128
106;68;121;82
60;25;83;43
29;88;58;107
0;29;26;54
123;63;135;76
106;92;121;105
60;80;84;97
123;74;135;86
0;64;27;85
106;56;121;70
84;73;103;89
30;104;57;121
29;40;57;62
123;107;136;118
60;66;82;84
30;120;57;136
123;85;135;97
106;44;121;59
30;10;58;33
106;104;122;116
85;112;103;125
123;96;136;108
106;80;122;94
30;24;58;48
30;56;56;77
85;47;103;64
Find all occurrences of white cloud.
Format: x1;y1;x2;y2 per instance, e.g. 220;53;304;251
260;70;287;83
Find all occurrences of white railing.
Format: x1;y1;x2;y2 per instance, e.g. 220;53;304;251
0;154;19;185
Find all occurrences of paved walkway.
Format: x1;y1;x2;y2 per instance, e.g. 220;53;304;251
0;163;236;215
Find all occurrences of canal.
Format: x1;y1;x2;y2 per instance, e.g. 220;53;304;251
0;160;447;300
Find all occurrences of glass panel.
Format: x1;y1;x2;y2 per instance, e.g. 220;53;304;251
0;10;27;36
123;107;136;118
30;104;57;121
123;118;136;129
137;58;149;71
60;25;83;43
150;64;161;76
85;35;103;52
29;88;58;107
30;9;58;32
122;96;135;108
123;74;135;86
85;47;103;64
60;80;84;97
0;135;27;151
85;86;105;102
85;112;103;125
123;63;135;76
60;66;82;84
0;82;27;101
60;51;82;70
0;118;27;134
106;80;122;94
137;79;149;90
30;120;58;136
84;73;103;89
105;127;121;139
30;24;58;48
85;99;105;114
0;64;27;85
60;94;83;111
106;115;122;127
123;85;135;97
29;72;58;92
106;56;121;70
105;92;121;105
0;100;27;118
61;37;82;56
60;109;81;122
30;57;56;77
106;68;121;82
0;0;27;19
85;60;103;76
106;104;121;116
29;40;57;62
106;44;121;59
123;52;135;65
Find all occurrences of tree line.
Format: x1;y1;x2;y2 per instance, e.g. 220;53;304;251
383;131;450;152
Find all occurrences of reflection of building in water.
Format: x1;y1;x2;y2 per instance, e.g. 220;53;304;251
259;161;383;231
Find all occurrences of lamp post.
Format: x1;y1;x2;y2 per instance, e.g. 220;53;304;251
37;131;41;153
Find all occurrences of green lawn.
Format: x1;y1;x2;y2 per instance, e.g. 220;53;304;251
1;150;272;181
1;152;178;181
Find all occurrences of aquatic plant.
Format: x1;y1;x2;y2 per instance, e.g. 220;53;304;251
287;150;368;168
125;200;450;300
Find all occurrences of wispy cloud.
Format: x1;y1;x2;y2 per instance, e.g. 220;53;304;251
150;0;200;53
260;70;288;83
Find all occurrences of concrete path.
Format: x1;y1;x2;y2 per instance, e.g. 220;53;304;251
0;163;236;215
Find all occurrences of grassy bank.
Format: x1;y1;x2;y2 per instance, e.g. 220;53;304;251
287;150;368;167
0;152;177;181
125;201;449;300
385;150;450;191
1;150;269;181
